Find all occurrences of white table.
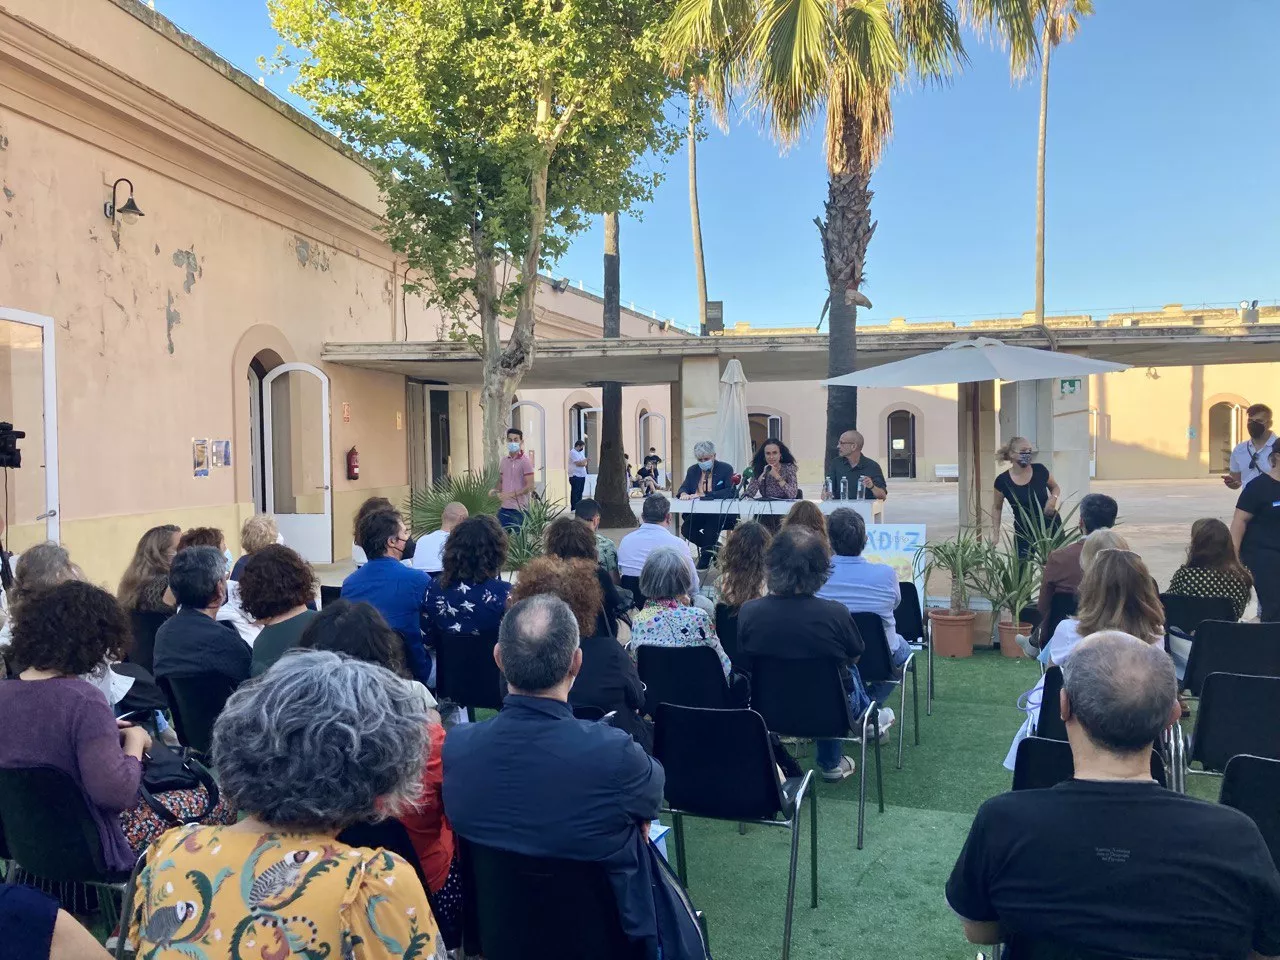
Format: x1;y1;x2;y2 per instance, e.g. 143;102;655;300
632;497;883;522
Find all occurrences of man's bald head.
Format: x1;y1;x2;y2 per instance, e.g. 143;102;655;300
838;430;865;458
496;594;580;694
1062;631;1178;755
441;502;469;531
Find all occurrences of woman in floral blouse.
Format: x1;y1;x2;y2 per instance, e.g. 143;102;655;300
423;515;511;645
629;547;733;678
746;439;800;532
1167;517;1253;620
127;651;445;959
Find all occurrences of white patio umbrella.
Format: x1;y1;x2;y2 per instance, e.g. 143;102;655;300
716;359;753;475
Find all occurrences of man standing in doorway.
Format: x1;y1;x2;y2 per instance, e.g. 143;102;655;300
494;428;536;530
1225;403;1275;490
823;430;888;502
568;440;588;510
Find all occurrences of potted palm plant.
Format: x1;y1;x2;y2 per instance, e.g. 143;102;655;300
971;539;1041;659
914;532;985;658
407;469;500;535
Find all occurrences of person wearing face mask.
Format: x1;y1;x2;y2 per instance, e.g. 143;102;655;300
568;439;589;510
1225;403;1276;491
992;436;1062;560
152;546;251;687
676;439;739;569
493;428;536;530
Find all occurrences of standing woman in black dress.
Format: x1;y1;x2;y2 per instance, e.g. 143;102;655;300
992;436;1062;559
1231;445;1280;621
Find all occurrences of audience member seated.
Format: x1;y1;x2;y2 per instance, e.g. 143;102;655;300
298;600;459;944
629;547;733;679
423;515;511;657
512;556;649;751
818;507;910;702
349;495;395;568
1006;548;1165;769
738;528;871;782
676;440;739;569
126;651;446;959
152;546;251;686
950;631;1280;959
220;513;280;643
634;458;661;496
0;884;111;960
618;495;708;611
713;520;770;609
117;524;181;616
1036;493;1118;625
575;498;620;583
545;516;626;637
240;545;319;677
443;595;663;952
1167;517;1253;621
0;581;233;868
341;508;432;686
413;501;467;576
782;499;830;551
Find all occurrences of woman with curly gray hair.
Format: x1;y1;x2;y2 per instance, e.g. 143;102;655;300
125;650;446;959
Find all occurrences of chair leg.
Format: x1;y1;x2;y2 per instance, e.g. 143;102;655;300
927;630;935;713
911;661;920;746
738;822;747;835
857;731;868;851
809;786;818;909
897;678;907;770
873;717;885;814
783;811;801;960
673;812;688;886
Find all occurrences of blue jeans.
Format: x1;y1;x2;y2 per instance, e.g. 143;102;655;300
817;665;874;770
497;508;525;531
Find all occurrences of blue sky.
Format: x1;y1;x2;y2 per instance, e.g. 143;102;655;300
157;0;1279;331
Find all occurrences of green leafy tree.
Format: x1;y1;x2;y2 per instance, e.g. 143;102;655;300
665;0;1036;470
269;0;683;470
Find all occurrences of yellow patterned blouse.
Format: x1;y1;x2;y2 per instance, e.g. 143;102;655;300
126;824;445;960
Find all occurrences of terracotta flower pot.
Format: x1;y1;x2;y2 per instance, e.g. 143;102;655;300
997;619;1033;659
929;609;976;658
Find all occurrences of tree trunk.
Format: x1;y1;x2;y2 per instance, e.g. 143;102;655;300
596;212;636;528
1034;23;1051;328
689;89;709;336
819;107;876;476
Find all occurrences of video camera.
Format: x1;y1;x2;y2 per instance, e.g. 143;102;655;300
0;422;26;469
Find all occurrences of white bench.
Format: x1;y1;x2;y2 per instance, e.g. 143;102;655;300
935;464;959;481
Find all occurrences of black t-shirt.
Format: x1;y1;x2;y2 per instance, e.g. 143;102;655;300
1237;473;1280;562
946;779;1280;960
994;464;1051;538
829;455;887;500
737;594;864;691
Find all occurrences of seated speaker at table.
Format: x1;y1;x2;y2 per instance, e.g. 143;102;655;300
677;440;738;569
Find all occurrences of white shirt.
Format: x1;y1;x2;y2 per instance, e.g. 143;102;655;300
411;529;450;575
569;448;588;479
1230;434;1278;488
617;522;700;592
217;579;263;647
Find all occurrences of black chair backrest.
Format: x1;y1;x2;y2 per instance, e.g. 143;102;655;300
338;818;430;893
714;603;744;670
1160;593;1237;637
1043;593;1078;648
894;582;925;644
749;655;856;739
0;766;116;882
850;612;894;685
1183;620;1280;697
571;705;606;722
319;584;342;608
654;703;786;821
620;575;646;610
459;837;645;960
1192;672;1280;772
1013;736;1166;791
1220;754;1280;867
127;610;171;674
434;632;505;711
157;673;239;755
636;644;731;715
1036;666;1068;742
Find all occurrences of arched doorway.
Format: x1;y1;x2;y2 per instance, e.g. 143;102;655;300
510;399;547;495
569;401;601;474
259;362;332;563
887;409;917;479
1208;401;1245;473
748;413;782;455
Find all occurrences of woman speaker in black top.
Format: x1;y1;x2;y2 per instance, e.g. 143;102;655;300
992;436;1062;560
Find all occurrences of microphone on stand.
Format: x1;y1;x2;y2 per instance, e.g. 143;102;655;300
737;467;754;500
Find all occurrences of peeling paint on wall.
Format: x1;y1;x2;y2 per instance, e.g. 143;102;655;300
0;134;9;151
294;235;330;272
2;186;13;201
171;247;202;293
165;291;181;355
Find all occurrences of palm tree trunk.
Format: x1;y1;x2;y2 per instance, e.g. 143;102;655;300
820;110;875;476
689;89;709;336
1034;25;1051;327
596;211;635;528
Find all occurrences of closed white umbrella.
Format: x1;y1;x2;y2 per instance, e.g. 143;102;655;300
823;337;1129;388
716;359;752;475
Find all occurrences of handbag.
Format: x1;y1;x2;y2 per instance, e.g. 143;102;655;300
139;743;219;826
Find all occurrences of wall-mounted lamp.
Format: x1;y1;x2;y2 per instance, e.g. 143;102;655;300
104;178;144;223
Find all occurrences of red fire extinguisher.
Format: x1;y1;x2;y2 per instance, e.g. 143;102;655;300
346;446;360;481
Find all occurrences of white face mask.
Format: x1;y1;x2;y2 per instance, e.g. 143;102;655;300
275;533;285;545
223;548;234;576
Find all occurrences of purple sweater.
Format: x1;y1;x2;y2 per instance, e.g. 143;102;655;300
0;678;142;871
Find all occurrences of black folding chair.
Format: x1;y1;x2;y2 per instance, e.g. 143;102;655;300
1220;754;1280;867
319;583;342;608
714;603;746;674
434;632;505;721
1030;666;1068;742
157;673;239;755
1181;620;1280;698
655;703;816;960
1012;736;1166;792
750;656;883;850
126;610;171;675
851;612;919;769
895;582;932;713
635;644;735;715
1168;672;1280;792
0;766;132;929
458;837;647;960
1160;593;1237;637
620;574;646;611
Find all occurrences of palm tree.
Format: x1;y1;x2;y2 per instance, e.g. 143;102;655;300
595;211;636;528
689;88;710;335
666;0;1036;471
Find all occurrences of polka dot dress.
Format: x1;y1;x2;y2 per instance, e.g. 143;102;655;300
1166;565;1251;621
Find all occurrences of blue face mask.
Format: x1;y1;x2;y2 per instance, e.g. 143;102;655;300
507;442;521;454
698;459;714;472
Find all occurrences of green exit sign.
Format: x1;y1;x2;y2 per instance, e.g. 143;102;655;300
1060;378;1082;397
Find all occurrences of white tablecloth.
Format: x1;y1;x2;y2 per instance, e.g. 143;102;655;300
632;497;882;522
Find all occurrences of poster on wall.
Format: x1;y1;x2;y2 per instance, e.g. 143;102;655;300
192;439;210;478
212;440;232;468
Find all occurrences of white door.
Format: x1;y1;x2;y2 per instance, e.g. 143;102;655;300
0;308;60;547
263;363;332;563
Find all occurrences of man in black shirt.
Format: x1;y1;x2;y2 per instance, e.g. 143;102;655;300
153;545;251;685
947;631;1280;960
823;430;887;502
